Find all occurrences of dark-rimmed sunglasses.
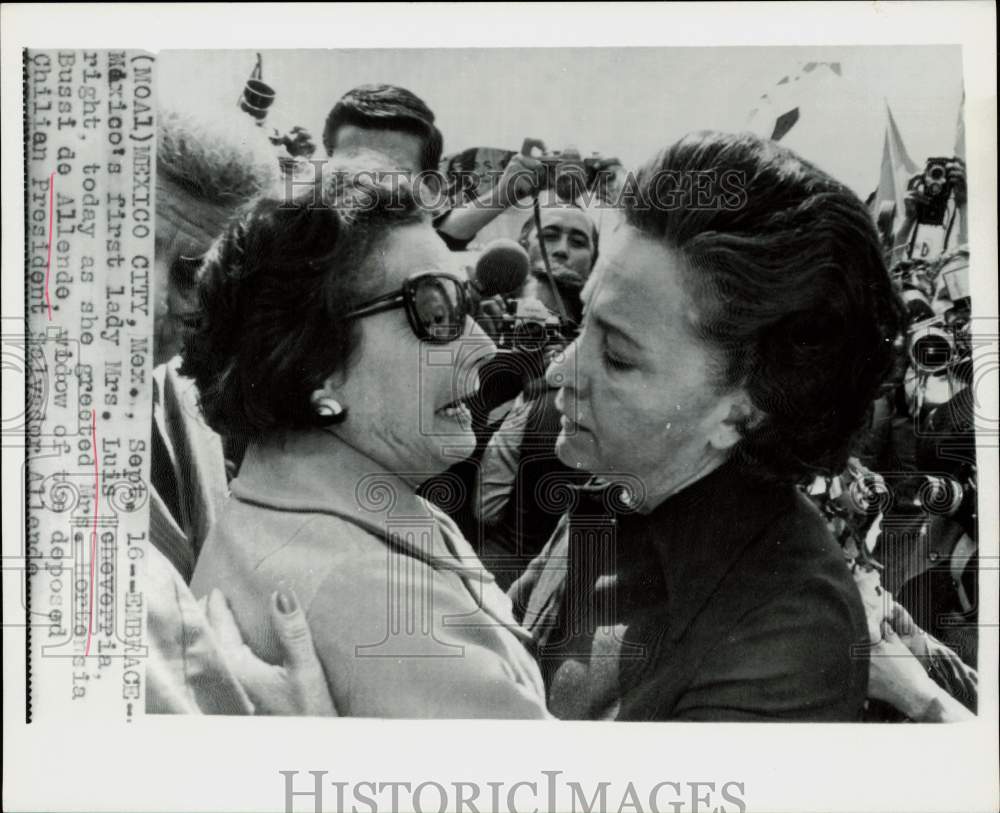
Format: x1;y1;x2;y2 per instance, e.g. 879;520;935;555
343;273;475;344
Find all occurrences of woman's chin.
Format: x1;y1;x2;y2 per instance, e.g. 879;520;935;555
407;426;477;479
435;427;478;465
555;429;598;473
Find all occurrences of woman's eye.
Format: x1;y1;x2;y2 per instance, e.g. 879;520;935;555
604;350;633;371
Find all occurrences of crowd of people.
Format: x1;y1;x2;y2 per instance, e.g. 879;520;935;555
147;84;978;721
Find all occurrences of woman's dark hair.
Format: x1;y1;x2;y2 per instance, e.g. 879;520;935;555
625;131;905;481
322;84;443;172
180;160;426;439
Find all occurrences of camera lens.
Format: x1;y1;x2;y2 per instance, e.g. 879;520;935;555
910;329;953;373
514;320;547;351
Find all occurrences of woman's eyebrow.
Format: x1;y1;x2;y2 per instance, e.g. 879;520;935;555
593;311;643;351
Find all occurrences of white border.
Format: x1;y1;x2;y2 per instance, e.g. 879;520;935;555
3;4;997;813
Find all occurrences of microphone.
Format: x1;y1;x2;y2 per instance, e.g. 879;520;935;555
473;239;530;298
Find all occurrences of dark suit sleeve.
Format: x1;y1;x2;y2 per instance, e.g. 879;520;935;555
433;211;474;251
671;579;869;721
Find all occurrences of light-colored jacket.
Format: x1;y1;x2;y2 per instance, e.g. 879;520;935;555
191;429;548;718
146;543;253;715
150;357;229;582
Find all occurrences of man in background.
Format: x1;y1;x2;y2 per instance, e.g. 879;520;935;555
151;112;276;578
322;83;545;250
515;194;598;317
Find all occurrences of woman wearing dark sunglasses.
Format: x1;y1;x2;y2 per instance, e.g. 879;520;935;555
186;155;550;717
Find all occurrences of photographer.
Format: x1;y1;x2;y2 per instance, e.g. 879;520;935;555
884;247;978;668
844;230;980;703
474;193;598;336
890;157;968;262
518;194;600;304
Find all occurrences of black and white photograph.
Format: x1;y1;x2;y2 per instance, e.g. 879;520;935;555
4;4;998;813
146;44;983;723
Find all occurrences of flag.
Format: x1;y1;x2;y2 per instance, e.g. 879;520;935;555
870;103;919;221
748;61;842;141
803;61;842;77
954;90;966;160
771;108;800;142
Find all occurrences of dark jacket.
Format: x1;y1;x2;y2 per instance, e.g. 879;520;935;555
509;461;870;721
476;388;589;589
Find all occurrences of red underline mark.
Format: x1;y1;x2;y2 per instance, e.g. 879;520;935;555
45;172;55;321
85;410;99;656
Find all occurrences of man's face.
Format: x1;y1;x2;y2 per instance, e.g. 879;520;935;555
153;187;230;367
545;225;742;504
523;207;597;282
331;124;424;174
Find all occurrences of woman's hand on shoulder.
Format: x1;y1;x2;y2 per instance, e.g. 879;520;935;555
205;587;337;716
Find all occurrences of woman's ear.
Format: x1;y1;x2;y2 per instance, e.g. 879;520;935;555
708;391;762;452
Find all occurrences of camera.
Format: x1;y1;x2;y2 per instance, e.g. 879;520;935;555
494;296;575;354
893;258;936;322
907;156;954;227
896;250;972;381
470;296;578;417
908;316;967;376
521;138;622;202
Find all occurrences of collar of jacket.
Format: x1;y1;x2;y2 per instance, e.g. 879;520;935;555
573;461;796;642
231;428;491;581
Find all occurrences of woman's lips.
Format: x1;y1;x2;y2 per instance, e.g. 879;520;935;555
560;414;590;433
436;402;472;426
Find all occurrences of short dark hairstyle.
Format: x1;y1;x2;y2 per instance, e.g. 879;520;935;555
625;131;905;481
322;84;443;172
180;158;426;439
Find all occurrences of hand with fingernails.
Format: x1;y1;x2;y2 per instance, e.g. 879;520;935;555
205;587;337;716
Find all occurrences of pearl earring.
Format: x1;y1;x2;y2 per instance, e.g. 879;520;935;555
311;395;344;426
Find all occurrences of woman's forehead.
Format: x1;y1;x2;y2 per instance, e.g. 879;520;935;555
380;224;464;282
588;230;693;330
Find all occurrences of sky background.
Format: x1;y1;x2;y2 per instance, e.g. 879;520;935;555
159;46;964;198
